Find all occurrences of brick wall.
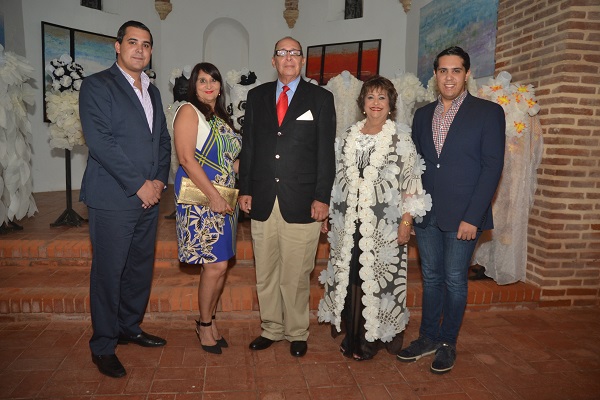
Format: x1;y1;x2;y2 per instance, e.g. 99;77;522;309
495;0;600;306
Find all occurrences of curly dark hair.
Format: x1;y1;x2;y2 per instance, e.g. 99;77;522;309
186;62;235;131
356;75;398;121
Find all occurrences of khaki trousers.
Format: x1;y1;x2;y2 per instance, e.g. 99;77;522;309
251;198;321;342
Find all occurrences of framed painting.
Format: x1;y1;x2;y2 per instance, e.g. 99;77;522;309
41;22;116;121
306;39;381;85
81;0;102;10
417;0;499;85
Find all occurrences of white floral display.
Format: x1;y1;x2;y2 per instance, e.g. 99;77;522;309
0;44;38;224
473;71;543;284
45;54;85;150
391;71;429;125
477;71;541;136
318;119;432;342
45;54;85;92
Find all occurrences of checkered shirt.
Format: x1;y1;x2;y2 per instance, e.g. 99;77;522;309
432;90;468;156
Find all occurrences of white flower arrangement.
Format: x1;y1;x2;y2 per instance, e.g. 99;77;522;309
391;71;429;125
45;54;85;150
45;54;84;92
477;71;540;138
46;90;84;149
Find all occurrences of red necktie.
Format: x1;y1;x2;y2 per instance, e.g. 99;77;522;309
276;85;290;126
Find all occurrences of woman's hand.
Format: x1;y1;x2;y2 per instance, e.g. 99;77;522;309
397;224;411;245
208;190;233;215
397;216;413;245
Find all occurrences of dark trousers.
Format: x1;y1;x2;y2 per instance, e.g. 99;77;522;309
414;208;481;345
88;206;159;355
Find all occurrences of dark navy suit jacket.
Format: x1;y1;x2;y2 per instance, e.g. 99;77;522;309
411;92;505;232
79;63;171;210
239;78;336;223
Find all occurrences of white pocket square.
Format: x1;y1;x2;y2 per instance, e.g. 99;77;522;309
296;110;314;121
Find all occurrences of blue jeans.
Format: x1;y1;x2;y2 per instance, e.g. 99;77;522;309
414;209;481;345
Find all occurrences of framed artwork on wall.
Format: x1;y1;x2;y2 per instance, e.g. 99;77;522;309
81;0;102;10
417;0;499;85
306;39;381;85
41;21;116;121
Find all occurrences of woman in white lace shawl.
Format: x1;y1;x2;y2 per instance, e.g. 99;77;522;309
318;76;431;361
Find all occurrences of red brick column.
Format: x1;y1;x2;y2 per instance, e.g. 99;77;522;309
495;0;600;306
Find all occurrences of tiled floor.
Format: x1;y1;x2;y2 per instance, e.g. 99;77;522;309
1;308;600;399
1;190;599;399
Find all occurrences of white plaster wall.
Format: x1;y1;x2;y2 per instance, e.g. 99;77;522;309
2;0;423;193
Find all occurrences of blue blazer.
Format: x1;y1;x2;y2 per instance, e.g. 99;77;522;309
79;63;171;210
239;78;336;223
411;92;505;231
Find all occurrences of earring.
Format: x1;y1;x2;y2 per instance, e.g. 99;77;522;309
362;111;366;115
388;111;391;115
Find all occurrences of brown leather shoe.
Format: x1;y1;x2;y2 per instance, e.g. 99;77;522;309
249;336;275;350
290;341;307;357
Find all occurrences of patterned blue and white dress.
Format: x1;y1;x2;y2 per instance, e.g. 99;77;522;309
174;103;242;264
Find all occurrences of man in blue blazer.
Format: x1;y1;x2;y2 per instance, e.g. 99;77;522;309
397;47;505;374
239;37;336;357
79;20;171;378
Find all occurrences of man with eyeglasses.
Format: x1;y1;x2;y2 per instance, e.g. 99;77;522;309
239;36;336;357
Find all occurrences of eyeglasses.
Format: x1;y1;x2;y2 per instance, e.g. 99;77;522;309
274;49;303;57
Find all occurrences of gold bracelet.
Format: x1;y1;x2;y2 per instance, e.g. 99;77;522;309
401;220;412;227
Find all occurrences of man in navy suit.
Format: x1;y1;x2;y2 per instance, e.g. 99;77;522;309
238;37;336;357
79;20;171;378
397;47;505;373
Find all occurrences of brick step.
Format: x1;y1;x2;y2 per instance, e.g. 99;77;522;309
0;259;541;319
0;193;542;319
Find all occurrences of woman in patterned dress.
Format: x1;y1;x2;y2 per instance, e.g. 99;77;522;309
317;76;431;360
173;63;242;354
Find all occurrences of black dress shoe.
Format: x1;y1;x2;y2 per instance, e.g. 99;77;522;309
92;354;126;378
249;336;275;350
290;341;307;357
118;331;166;347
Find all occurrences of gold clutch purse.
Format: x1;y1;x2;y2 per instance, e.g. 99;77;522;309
177;177;239;212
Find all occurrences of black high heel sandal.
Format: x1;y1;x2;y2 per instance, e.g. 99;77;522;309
195;320;222;354
212;315;229;348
